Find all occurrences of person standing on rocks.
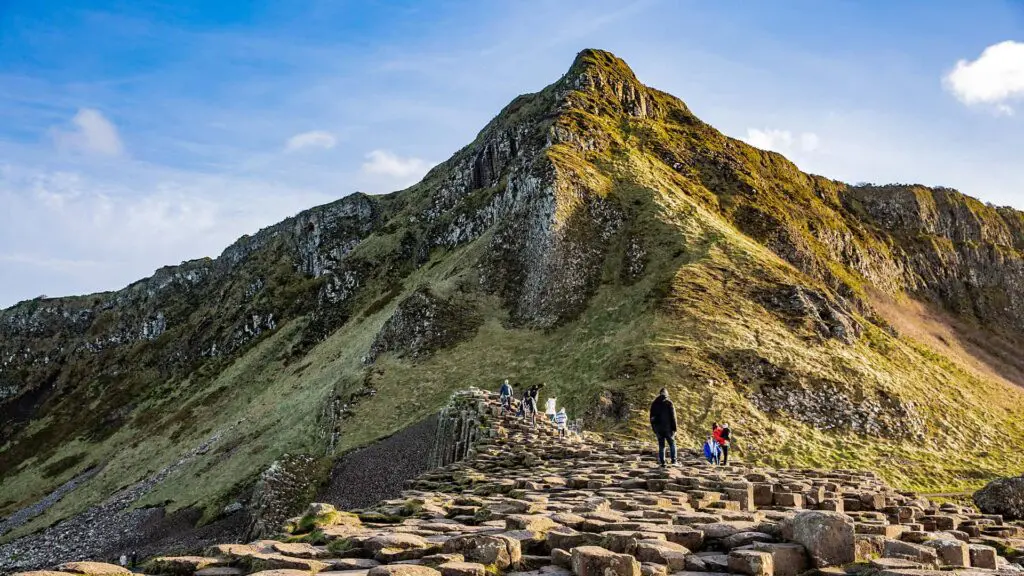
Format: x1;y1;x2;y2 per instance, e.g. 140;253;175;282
499;379;514;415
711;423;725;465
719;423;732;465
520;384;539;425
649;388;677;467
554;407;568;438
130;550;138;570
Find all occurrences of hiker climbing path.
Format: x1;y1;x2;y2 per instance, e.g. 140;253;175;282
17;388;1024;576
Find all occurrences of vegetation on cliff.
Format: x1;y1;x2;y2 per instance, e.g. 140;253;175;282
2;49;1024;546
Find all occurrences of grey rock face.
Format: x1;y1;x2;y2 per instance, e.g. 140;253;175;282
974;475;1024;521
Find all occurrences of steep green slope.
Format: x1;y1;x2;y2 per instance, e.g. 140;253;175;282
3;49;1024;546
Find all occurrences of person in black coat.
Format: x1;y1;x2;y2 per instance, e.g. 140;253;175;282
649;388;677;467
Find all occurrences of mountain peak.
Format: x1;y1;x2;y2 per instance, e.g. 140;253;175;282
566;48;639;80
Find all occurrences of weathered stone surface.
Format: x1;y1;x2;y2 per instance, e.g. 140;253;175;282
728;550;774;576
883;540;939;566
241;553;330;573
923;539;968;567
508;515;561;532
194;568;245;576
786;511;855;567
547;530;603;551
749;543;807;576
273;542;331;559
54;563;132;576
974;476;1024;521
368;566;442;576
18;388;1023;576
143;556;224;575
633;540;688;571
442;535;522;569
437;561;487;576
570;546;640;576
967;544;998;569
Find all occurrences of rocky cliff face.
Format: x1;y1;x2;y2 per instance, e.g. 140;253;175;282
2;49;1024;565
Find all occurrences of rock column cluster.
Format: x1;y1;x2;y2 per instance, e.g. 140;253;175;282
18;389;1024;576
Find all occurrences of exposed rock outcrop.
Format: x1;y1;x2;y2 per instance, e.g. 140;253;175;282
974;475;1024;521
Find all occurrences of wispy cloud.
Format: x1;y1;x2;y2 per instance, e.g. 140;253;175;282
285;130;337;152
51;108;125;157
743;128;821;154
360;149;434;189
944;41;1024;115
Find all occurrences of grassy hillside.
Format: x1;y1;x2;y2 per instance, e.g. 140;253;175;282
3;48;1024;546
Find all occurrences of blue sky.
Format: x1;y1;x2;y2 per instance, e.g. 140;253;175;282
1;0;1023;307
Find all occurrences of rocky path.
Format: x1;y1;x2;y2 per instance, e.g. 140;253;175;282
14;388;1024;576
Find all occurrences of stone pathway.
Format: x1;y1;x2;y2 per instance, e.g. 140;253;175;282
15;388;1024;576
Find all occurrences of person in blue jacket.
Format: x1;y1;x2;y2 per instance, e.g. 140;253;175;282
499;379;514;415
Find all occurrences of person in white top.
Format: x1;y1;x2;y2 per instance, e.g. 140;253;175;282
554;408;568;438
545;397;557;421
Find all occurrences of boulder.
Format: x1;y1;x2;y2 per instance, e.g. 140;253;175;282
923;539;968;567
507;515;560;532
968;544;998;570
547;529;603;551
143;557;224;575
54;564;132;576
194;569;244;576
786;511;855;567
437;562;487;576
882;540;939;566
973;476;1024;521
442;534;522;569
728;550;774;576
552;548;573;569
633;539;689;571
749;543;808;576
369;566;442;576
273;542;331;559
570;546;641;576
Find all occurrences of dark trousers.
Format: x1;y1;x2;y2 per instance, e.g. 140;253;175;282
721;444;729;465
656;433;676;465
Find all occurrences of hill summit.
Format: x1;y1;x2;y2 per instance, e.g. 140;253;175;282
2;48;1024;567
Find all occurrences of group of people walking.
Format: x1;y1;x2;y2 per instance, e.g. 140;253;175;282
496;382;732;465
649;387;733;467
498;380;570;437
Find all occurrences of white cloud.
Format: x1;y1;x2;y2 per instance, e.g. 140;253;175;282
285;130;337;152
52;108;125;157
361;149;434;185
744;128;821;154
944;41;1024;113
0;160;337;307
799;132;820;152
